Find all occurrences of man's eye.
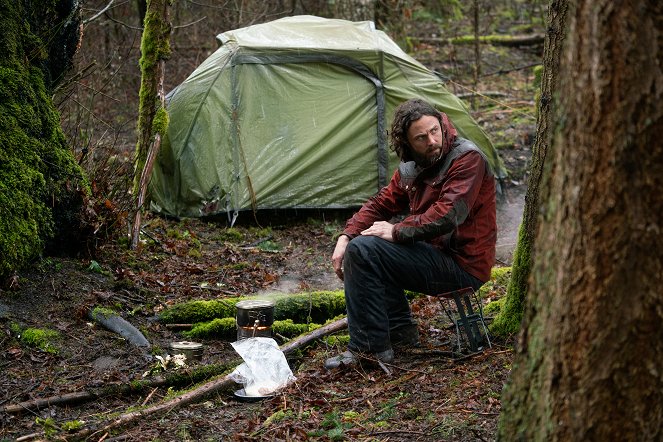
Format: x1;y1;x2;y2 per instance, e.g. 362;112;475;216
430;127;439;134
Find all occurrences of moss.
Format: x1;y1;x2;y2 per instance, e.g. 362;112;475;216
90;306;118;320
20;327;61;354
478;266;512;299
490;225;531;337
182;317;323;340
484;297;505;314
159;291;347;325
134;0;172;192
0;1;88;279
151;105;169;135
215;228;244;242
533;65;543;117
183;317;236;340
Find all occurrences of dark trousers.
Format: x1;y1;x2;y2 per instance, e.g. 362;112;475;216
343;235;483;353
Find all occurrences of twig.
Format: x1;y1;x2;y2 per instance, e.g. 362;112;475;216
371;429;428;437
141;387;159;406
82;0;116;24
173;16;207;29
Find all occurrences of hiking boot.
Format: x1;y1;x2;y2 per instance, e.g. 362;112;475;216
390;324;420;348
324;348;394;370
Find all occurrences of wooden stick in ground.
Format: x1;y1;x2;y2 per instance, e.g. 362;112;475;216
62;317;349;440
130;132;162;249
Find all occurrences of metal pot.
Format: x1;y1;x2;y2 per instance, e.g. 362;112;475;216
169;341;203;361
235;299;274;340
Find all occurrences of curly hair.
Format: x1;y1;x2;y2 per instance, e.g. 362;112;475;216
389;98;442;161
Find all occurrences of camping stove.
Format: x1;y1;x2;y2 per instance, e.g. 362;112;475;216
235;300;274;340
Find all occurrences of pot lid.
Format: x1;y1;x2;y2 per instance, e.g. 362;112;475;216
170;341;203;350
235;299;274;309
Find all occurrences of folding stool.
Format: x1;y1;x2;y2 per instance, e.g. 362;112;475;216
432;287;491;354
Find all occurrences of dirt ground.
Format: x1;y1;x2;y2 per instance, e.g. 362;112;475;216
0;208;517;441
1;8;541;441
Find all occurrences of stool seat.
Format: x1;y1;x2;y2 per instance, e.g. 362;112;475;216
432;287;491;354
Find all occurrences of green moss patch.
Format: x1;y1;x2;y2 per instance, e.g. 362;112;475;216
14;325;61;354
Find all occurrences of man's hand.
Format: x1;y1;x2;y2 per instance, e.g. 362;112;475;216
332;235;350;280
360;221;394;242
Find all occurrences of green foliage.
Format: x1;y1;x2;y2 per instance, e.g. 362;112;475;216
87;260;111;276
34;417;58;437
0;0;87;279
309;410;351;441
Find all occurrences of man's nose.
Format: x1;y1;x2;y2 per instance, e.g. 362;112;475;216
427;132;436;145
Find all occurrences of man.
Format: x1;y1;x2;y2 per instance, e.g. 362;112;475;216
325;98;496;369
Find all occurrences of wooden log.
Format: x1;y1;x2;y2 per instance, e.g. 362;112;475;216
414;33;545;47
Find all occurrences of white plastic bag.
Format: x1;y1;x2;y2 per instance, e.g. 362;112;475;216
230;337;296;397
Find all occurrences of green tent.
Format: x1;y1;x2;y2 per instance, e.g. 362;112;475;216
149;15;505;220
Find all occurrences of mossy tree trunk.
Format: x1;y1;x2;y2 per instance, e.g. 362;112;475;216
0;0;86;279
131;0;171;248
498;0;663;439
133;0;171;196
489;0;568;337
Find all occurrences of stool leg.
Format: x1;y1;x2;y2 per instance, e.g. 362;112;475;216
453;293;479;352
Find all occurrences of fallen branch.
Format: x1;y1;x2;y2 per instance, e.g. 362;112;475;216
2;361;235;414
281;317;348;355
414;33;544;47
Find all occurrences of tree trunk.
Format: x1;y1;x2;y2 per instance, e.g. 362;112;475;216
330;0;375;22
490;0;568;336
133;0;171;196
0;0;86;279
471;0;480;110
498;1;663;440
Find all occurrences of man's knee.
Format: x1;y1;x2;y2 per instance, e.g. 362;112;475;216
346;235;381;260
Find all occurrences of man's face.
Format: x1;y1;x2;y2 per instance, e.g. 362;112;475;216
406;115;443;167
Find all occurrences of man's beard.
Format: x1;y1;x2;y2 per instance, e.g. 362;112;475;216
412;146;443;168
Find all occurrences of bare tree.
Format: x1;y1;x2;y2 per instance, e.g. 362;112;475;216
498;0;663;439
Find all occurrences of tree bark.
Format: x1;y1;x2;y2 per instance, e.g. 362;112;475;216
490;0;568;336
498;1;663;440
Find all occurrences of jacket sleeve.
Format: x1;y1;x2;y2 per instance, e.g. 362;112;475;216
392;151;486;243
342;170;409;238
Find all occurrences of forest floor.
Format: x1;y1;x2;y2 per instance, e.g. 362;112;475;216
1;12;541;442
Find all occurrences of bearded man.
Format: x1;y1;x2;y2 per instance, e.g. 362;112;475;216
325;98;496;369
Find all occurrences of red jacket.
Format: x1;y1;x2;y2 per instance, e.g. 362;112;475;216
343;137;497;282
